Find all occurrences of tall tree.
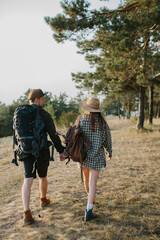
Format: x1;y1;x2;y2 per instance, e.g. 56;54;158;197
45;0;160;128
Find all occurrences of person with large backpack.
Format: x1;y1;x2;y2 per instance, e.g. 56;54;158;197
60;97;112;222
13;89;64;225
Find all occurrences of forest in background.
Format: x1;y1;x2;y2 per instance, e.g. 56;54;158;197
0;86;160;138
0;88;135;137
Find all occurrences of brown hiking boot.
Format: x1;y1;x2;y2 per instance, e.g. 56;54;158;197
40;197;50;207
23;209;34;225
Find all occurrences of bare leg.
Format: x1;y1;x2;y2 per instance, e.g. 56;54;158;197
88;169;100;204
82;167;89;194
39;177;48;198
22;177;33;211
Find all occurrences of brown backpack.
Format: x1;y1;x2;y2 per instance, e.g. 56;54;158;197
65;116;90;164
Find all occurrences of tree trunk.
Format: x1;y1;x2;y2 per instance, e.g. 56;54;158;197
148;85;153;124
118;101;121;119
136;87;145;129
123;108;126;119
127;100;130;119
155;102;158;118
158;101;160;118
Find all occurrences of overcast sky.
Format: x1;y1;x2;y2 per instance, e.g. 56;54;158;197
0;0;120;105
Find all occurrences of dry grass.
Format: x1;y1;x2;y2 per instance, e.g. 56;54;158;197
0;117;160;240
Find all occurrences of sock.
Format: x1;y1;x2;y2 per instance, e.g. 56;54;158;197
87;203;93;211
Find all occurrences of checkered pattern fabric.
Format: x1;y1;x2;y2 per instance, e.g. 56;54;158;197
79;114;112;170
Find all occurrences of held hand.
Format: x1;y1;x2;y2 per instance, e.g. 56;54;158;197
60;153;67;161
107;157;112;161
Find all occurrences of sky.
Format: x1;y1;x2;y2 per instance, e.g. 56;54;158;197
0;0;121;105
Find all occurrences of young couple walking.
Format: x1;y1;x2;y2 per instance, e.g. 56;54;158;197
19;89;112;225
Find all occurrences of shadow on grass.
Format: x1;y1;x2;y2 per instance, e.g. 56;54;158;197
92;203;160;238
93;212;160;238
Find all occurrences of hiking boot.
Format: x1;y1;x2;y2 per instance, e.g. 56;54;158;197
84;209;97;222
23;209;34;225
40;197;50;207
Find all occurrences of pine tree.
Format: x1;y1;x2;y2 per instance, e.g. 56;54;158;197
45;0;160;129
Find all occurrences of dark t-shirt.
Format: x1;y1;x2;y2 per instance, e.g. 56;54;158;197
39;107;64;154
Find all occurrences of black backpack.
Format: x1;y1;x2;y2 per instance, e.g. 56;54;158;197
12;104;47;165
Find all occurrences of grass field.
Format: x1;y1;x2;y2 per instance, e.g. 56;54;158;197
0;117;160;240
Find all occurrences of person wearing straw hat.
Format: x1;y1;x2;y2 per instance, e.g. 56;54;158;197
60;97;112;222
79;97;112;222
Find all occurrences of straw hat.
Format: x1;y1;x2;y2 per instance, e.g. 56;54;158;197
28;89;48;101
80;97;101;112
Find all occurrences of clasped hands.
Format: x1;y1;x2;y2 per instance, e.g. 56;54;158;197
60;153;67;161
57;130;67;161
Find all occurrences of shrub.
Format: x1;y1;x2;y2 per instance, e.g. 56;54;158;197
58;112;78;128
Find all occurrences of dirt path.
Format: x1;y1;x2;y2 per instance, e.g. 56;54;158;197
0;118;160;240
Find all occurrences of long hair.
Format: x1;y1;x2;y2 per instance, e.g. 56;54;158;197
84;112;106;132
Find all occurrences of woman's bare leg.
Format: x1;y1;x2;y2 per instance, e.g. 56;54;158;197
88;169;100;205
82;167;89;194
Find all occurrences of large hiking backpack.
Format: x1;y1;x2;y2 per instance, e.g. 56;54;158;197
65;116;90;164
12;104;47;165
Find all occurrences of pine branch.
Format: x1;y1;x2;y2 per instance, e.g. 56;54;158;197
152;73;160;80
91;2;141;17
142;37;150;49
149;24;159;31
124;83;139;93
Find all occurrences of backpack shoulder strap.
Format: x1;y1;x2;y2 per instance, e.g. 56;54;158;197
76;115;90;149
75;115;82;126
66;125;76;142
30;104;39;112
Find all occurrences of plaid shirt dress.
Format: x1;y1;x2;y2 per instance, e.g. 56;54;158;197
79;114;112;170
